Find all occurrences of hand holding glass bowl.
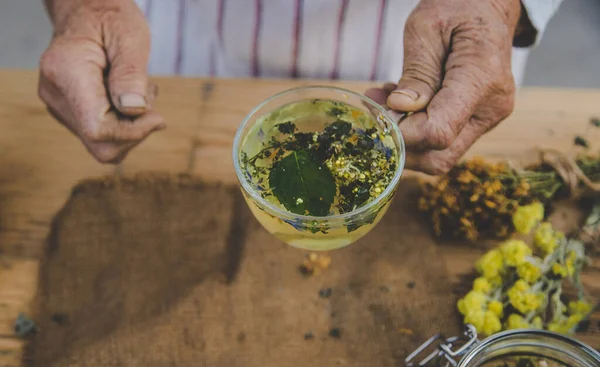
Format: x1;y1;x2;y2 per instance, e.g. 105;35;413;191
233;86;405;251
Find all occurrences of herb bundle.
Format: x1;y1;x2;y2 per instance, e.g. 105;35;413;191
419;116;600;242
418;157;532;241
418;153;600;241
457;203;595;337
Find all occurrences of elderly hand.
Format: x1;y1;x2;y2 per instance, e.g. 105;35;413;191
38;0;165;164
366;0;522;175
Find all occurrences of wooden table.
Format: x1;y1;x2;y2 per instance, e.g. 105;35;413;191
0;69;599;365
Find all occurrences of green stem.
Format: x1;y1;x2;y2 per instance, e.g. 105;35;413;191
512;157;600;202
550;284;563;321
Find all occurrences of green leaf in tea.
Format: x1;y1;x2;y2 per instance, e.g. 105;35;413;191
269;150;336;216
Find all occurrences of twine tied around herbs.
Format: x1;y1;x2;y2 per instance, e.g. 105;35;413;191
537;148;600;198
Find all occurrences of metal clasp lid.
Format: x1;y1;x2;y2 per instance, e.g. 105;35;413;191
405;324;480;367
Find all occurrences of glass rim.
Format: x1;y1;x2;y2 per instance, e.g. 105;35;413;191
232;85;406;222
458;328;600;366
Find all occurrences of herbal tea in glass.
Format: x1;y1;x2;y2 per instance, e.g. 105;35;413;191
233;86;405;251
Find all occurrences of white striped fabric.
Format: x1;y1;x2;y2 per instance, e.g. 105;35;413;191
133;0;563;86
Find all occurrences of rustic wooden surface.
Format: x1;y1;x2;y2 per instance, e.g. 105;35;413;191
0;69;599;365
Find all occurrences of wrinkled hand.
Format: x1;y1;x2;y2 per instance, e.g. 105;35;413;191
366;0;521;175
38;0;165;163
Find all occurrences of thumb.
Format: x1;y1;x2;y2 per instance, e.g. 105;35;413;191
387;19;446;112
105;11;151;116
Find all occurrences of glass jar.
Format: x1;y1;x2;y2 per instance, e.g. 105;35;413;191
405;324;600;367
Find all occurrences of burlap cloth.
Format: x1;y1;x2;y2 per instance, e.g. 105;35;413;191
24;174;460;367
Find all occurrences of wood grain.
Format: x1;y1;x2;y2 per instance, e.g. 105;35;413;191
0;69;599;364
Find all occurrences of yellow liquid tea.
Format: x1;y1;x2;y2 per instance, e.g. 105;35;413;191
239;98;400;250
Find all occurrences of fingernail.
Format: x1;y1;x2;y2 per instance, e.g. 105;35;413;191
392;89;419;101
119;93;147;109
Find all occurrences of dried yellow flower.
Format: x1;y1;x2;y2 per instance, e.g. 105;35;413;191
418;197;429;211
514;181;530;197
484;200;497;208
418;156;549;241
512;202;544;235
442;193;457;207
460;217;473;228
457;171;477;184
436;178;449;191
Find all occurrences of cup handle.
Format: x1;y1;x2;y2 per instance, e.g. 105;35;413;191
381;104;410;125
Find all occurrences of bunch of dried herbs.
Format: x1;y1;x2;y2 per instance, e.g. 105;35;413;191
457;203;595;337
418;157;533;241
419;153;600;242
419;117;600;242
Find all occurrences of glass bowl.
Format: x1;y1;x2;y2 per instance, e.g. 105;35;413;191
232;86;405;251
